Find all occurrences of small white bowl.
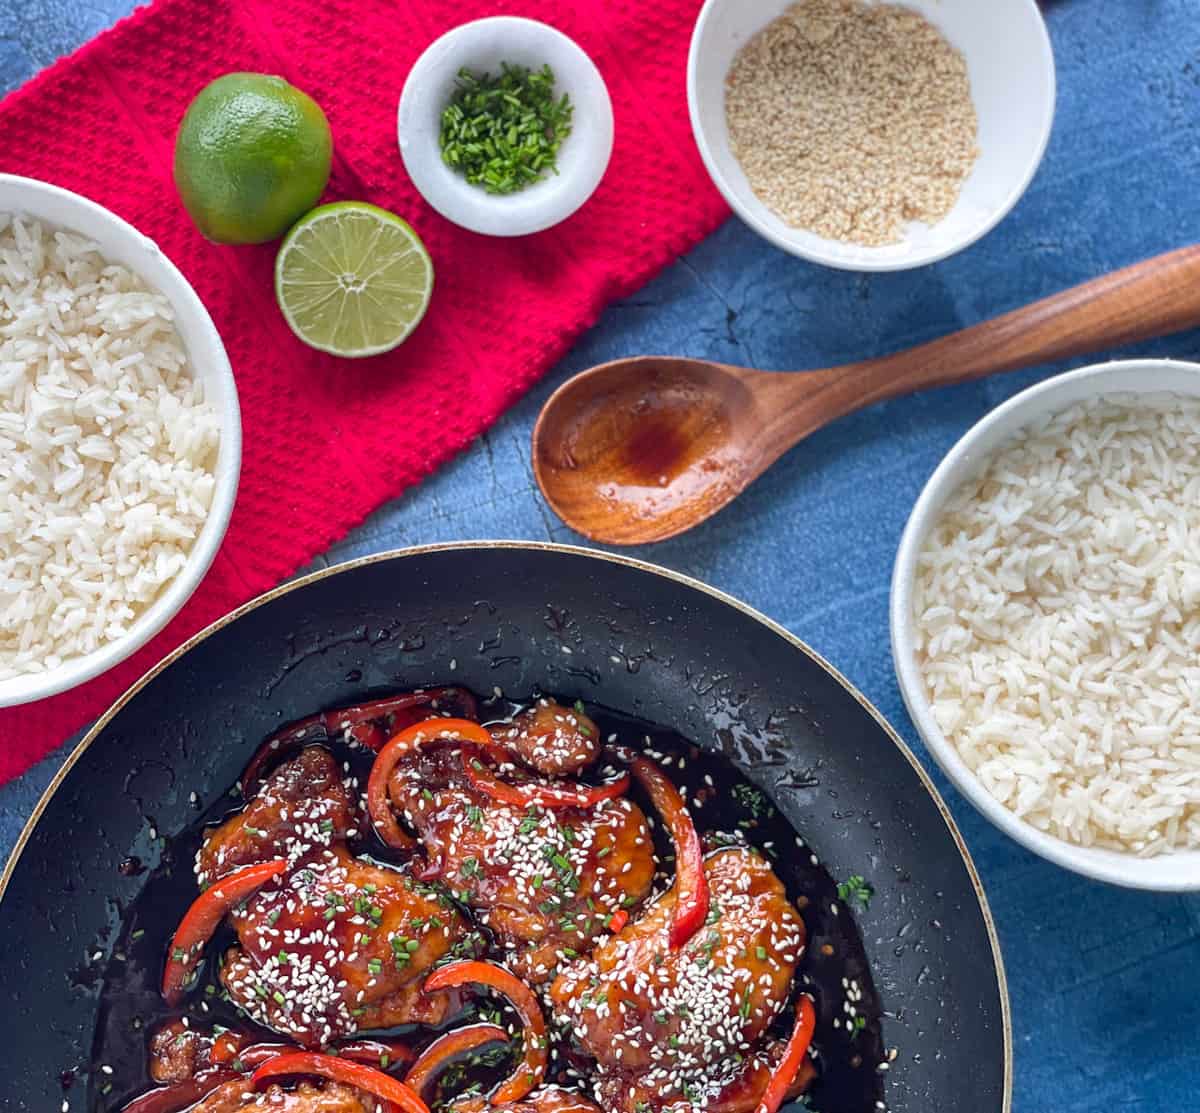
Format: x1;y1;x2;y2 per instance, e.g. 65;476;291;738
891;359;1200;891
0;174;240;709
398;17;614;237
687;0;1056;271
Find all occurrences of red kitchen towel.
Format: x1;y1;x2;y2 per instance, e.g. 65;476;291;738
0;0;728;780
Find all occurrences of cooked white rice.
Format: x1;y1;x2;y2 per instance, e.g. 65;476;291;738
0;215;219;681
914;393;1200;856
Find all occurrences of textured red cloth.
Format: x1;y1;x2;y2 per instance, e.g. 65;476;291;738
0;0;727;780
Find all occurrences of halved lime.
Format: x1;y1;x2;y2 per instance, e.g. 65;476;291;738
275;201;434;357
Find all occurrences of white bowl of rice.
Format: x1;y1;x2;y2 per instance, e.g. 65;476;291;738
892;359;1200;891
0;175;239;708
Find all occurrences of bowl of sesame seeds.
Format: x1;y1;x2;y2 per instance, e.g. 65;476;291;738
399;17;615;237
687;0;1056;270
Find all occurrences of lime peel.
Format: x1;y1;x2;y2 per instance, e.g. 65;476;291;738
174;73;332;245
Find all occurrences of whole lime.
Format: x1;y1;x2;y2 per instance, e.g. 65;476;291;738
173;73;333;244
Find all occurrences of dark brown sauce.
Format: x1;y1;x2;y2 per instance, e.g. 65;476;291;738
623;414;693;483
90;695;885;1113
546;367;743;525
600;393;739;523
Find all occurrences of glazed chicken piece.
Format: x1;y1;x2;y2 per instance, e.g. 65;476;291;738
549;846;808;1113
170;1080;601;1113
453;1087;602;1113
195;747;469;1046
386;734;654;982
139;1028;390;1113
602;1046;816;1113
148;1019;210;1084
196;745;357;884
187;1079;375;1113
492;698;601;775
221;844;467;1045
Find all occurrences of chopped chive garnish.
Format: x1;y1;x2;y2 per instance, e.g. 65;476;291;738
440;63;573;195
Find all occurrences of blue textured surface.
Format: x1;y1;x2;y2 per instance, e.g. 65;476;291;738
3;1;1200;1110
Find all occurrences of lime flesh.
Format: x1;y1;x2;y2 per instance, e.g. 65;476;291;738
274;202;434;357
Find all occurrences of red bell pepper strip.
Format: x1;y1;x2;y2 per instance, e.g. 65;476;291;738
219;1036;413;1073
403;1023;510;1099
251;1053;430;1113
337;1038;415;1070
208;1029;250;1066
423;960;547;1104
607;909;629;933
241;689;481;790
755;995;817;1113
325;690;480;748
343;719;386;750
216;1041;292;1070
366;719;496;849
161;858;288;1005
120;1068;239;1113
630;757;709;950
463;757;630;810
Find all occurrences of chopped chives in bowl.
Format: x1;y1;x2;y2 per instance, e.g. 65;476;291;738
439;62;573;195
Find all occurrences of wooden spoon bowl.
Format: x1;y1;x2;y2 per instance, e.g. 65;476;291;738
532;358;758;544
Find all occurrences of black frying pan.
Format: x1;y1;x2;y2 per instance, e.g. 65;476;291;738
0;543;1009;1112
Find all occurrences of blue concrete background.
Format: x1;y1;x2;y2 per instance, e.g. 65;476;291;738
2;0;1199;1109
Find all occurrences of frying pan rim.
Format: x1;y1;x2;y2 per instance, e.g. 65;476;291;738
0;540;1012;1111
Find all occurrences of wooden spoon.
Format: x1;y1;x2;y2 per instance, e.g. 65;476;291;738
531;245;1200;545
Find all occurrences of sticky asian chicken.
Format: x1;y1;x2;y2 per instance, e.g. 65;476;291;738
192;747;469;1046
139;1020;420;1113
147;1019;211;1085
376;710;654;983
127;691;840;1113
549;846;809;1113
452;1089;602;1113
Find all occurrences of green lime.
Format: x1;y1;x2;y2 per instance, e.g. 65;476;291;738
174;73;332;244
274;202;434;357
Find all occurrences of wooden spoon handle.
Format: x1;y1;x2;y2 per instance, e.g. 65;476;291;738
838;244;1200;410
